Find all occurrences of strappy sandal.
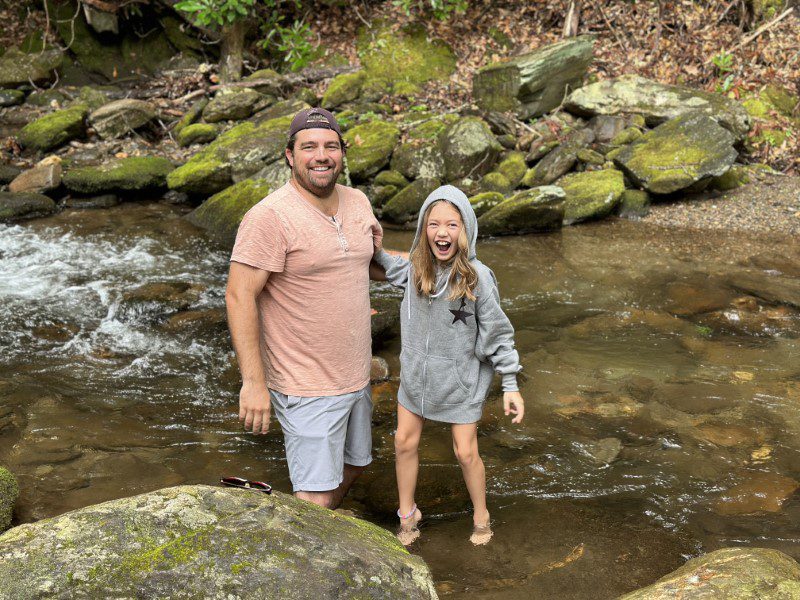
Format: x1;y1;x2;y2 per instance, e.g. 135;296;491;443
396;503;423;546
470;516;493;546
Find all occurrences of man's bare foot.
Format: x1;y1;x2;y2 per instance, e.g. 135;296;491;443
470;512;493;545
397;506;423;546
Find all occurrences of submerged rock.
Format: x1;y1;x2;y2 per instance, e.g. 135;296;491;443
713;472;799;516
0;485;437;599
559;169;625;224
0;192;57;222
17;104;88;152
617;189;650;219
89;99;157;140
439;116;502;181
343;120;400;182
618;547;800;599
63;157;173;195
477;186;565;236
0;467;18;532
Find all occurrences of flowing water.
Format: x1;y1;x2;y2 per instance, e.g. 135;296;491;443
2;202;800;598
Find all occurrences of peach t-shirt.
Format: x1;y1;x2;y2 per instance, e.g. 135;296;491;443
230;182;382;396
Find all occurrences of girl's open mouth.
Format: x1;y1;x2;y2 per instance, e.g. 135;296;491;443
435;240;452;254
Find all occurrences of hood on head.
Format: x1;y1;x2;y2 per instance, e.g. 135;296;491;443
411;185;478;260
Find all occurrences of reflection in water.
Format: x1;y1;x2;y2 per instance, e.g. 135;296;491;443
1;204;799;598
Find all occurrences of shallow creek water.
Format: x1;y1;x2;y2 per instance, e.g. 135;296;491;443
1;202;800;598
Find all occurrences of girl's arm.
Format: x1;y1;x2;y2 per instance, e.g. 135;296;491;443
373;248;411;290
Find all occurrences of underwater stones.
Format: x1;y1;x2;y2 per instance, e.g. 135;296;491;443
558;169;625;225
614;113;738;195
714;472;799;516
439;117;502;181
177;123;219;147
62;157;173;195
382;177;441;224
322;70;366;109
577;437;623;466
565;74;751;141
17;104;88;152
0;192;57;222
473;35;595;119
343;120;400;182
0;467;17;532
122;281;202;314
89;99;157;140
202;88;264;123
477;186;565;236
186;179;272;247
0;48;62;88
469;191;506;217
0;485;437;599
8;159;62;194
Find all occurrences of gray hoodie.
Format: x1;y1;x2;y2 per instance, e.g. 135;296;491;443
374;185;520;424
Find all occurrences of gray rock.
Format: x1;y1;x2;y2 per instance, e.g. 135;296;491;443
0;48;62;88
371;295;402;345
577;437;623;466
0;164;23;184
0;467;18;532
522;144;578;186
89;99;157;140
613;113;738;195
202;88;264;123
25;89;68;107
0;192;57;222
9;161;62;194
251;98;309;124
588;115;627;143
0;485;437;599
252;160;291;191
0;89;25;107
242;68;285;97
438;117;502;181
565;74;751;141
477;186;565;236
64;194;120;209
390;139;446;181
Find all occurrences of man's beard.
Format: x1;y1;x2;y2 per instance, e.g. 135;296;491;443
293;162;341;197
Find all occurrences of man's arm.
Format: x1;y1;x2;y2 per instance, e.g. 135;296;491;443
226;261;271;434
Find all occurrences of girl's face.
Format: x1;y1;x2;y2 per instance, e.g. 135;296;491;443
426;201;463;262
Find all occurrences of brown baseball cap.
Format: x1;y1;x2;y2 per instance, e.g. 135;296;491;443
288;107;342;138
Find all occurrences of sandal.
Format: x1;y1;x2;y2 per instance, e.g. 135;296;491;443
396;503;423;546
470;515;493;546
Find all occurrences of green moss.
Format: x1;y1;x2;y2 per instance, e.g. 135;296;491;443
710;164;751;191
322;71;366;109
496;152;527;187
17;104;88;152
0;466;19;531
480;172;512;194
382;177;440;223
374;170;408;187
617;189;650;218
762;84;798;117
177;123;219;147
186;178;272;246
343;120;400;181
743;96;771;119
577;148;606;165
172;98;208;137
559;169;626;224
611;127;643;146
477;186;565;235
408;114;458;140
231;561;253;575
469;191;505;217
63;157;174;194
372;184;398;207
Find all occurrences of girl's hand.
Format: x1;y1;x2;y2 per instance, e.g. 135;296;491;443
503;391;525;424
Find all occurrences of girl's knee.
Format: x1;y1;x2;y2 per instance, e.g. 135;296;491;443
394;430;420;454
454;444;480;467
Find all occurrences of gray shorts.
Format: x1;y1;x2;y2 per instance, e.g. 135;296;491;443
270;385;373;492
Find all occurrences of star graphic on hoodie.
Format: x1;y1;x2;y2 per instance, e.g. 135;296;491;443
450;298;473;325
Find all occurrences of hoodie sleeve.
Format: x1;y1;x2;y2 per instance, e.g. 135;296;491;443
475;269;521;392
373;248;411;290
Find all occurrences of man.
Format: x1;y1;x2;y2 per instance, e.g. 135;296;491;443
226;108;383;509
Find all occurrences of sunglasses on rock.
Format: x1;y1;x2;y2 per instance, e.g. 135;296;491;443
220;476;272;494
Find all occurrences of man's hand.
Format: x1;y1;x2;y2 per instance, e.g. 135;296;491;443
239;381;271;434
503;391;525;424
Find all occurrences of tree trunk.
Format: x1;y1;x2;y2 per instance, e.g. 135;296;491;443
563;0;582;37
219;19;246;82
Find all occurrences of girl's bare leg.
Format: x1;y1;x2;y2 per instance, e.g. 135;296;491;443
395;404;424;544
452;422;492;544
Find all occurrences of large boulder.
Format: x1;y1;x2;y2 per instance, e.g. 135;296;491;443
0;192;57;222
0;485;437;599
242;68;284;96
618;547;800;599
62;157;174;195
167;115;292;196
559;169;626;224
564;74;751;141
0;467;18;532
0;48;62;88
381;177;441;224
438;117;502;182
613;113;738;195
9;159;62;194
343;120;400;182
477;186;565;236
186;179;272;247
202;88;265;123
177;123;219;147
17;105;88;152
389;115;456;181
89;99;157;140
322;70;366;109
473;36;595;119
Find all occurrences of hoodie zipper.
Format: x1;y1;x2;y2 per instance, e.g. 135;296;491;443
421;295;432;417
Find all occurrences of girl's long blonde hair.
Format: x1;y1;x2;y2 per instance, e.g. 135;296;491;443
411;200;478;301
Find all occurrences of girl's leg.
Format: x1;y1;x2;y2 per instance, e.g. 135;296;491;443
451;422;492;544
395;404;424;543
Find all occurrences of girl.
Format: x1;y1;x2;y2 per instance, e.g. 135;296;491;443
373;185;525;546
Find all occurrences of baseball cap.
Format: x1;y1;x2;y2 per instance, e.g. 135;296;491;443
288;108;342;138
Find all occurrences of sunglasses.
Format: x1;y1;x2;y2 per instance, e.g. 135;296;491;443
220;476;272;494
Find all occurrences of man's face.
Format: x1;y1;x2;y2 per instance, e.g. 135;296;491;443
286;128;343;197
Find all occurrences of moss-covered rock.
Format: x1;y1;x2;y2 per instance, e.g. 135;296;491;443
576;148;605;166
343;120;400;182
479;172;513;194
322;70;366;109
62;157;174;195
477;186;565;236
372;184;398;208
357;23;456;97
0;47;62;88
613;113;738;195
619;547;800;600
709;164;751;191
252;99;309;124
177;123;219;147
382;177;441;224
17;104;88;151
25;89;68;107
202;89;264;123
522;144;578;187
0;192;57;222
374;170;409;188
167;115;292;196
0;89;25;107
0;467;18;532
186;179;272;247
558;169;625;225
89;99;157;140
761;84;798;117
469;191;505;217
496;151;527;188
617;189;650;219
242;68;284;96
438;117;502;182
74;86;112;111
611;127;643;146
0;485;437;599
0;165;22;184
172;98;208;138
390;139;445;181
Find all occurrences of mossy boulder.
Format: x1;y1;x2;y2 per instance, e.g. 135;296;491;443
0;467;17;532
522;144;578;187
186;179;272;247
709;164;751;191
242;68;284;96
252;99;310;124
74;86;112;111
372;184;398;208
0;192;57;222
576;148;605;166
62;157;174;195
0;165;22;185
382;177;441;224
611;127;643;146
0;47;62;88
479;172;513;194
343;120;400;182
558;169;625;225
439;117;502;181
477;186;565;236
173;98;208;138
390;139;445;181
357;23;456;97
613;113;738;195
0;89;25;107
619;547;800;600
167;115;292;196
25;89;68;107
202;89;264;123
374;170;409;188
17;104;88;151
564;74;751;141
496;151;527;188
617;189;650;218
0;485;437;599
469;191;506;217
89;99;157;140
177;123;219;147
322;70;366;109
